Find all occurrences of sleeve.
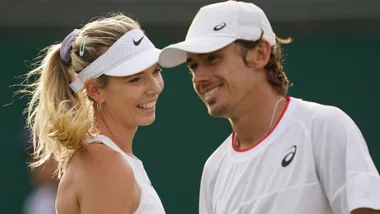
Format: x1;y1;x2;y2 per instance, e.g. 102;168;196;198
199;161;214;214
311;106;380;214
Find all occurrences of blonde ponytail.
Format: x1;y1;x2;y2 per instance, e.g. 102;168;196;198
24;44;96;178
20;13;141;178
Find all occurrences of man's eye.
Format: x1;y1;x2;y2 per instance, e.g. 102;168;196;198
188;63;198;72
207;55;219;63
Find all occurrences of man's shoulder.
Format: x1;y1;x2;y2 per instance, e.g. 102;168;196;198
203;134;232;171
290;97;350;125
289;97;358;143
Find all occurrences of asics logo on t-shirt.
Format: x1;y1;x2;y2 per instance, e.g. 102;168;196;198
281;145;297;167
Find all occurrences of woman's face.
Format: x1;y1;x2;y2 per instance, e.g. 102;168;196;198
99;63;164;127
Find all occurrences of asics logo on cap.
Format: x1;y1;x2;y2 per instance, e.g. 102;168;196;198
133;36;144;46
213;22;226;31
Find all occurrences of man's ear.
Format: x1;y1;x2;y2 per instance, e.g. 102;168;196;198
85;79;105;103
245;40;271;69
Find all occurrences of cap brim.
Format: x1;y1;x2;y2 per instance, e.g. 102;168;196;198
159;37;236;68
105;48;161;77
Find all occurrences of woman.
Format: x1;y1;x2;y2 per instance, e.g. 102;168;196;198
22;13;166;213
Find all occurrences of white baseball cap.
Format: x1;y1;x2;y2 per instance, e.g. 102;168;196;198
158;0;276;68
70;28;161;93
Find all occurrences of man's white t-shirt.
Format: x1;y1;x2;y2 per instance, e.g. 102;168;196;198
199;97;380;214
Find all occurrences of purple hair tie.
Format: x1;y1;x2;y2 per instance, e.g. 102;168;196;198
60;29;81;64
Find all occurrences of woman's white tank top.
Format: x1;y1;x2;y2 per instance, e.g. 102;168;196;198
87;135;166;214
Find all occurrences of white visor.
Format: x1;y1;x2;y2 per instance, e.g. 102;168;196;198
70;28;161;93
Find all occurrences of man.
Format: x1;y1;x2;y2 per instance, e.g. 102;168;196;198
158;1;380;214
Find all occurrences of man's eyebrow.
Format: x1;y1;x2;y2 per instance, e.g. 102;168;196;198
186;53;211;64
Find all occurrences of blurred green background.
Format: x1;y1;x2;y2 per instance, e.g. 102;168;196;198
1;0;380;213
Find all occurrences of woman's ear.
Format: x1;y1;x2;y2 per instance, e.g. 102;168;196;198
85;79;105;103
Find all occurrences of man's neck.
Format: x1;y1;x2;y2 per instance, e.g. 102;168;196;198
229;90;288;150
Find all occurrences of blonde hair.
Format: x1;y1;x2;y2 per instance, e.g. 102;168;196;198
21;13;141;178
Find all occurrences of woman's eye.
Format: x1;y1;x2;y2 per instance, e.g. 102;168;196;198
153;67;162;74
129;77;141;83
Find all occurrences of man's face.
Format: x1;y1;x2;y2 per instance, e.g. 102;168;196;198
186;42;266;118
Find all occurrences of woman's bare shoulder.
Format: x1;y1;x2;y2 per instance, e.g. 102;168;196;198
56;142;138;214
